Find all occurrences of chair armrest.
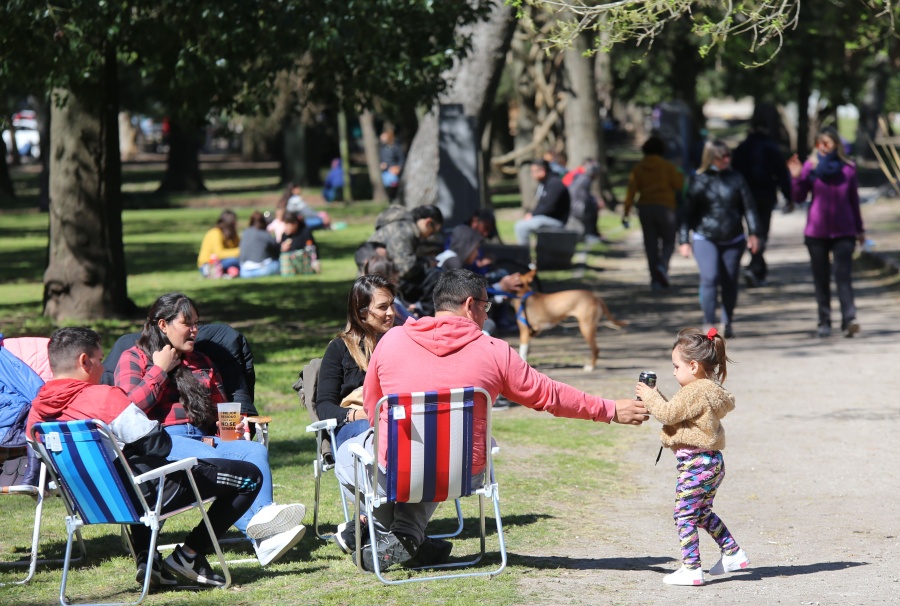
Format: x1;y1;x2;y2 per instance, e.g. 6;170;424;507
133;457;199;485
306;418;338;432
348;443;373;466
245;415;272;425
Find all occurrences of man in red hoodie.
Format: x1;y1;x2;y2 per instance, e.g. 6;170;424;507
335;268;649;571
27;327;262;588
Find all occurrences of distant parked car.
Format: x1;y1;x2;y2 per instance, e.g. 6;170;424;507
3;110;41;159
1;128;40;159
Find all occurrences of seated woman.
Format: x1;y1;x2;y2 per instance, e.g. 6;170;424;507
114;292;306;567
278;211;319;275
316;274;396;453
198;210;241;278
240;211;280;278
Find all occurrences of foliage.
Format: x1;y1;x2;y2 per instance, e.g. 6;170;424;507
0;1;494;122
513;0;895;65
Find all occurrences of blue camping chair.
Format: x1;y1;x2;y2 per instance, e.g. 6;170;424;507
29;419;231;606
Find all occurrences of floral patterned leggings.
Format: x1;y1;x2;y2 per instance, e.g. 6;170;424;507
673;450;740;569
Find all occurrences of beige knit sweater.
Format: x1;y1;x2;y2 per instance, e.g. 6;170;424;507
642;378;735;451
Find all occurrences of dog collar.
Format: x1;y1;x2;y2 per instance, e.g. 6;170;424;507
516;291;537;335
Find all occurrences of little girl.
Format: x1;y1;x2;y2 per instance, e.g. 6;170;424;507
635;326;749;586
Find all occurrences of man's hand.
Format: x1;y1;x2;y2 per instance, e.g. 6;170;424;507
612;399;649;425
497;272;523;293
747;234;760;255
152;345;181;373
679;243;692;258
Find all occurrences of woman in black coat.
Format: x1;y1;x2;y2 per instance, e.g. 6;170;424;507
679;140;761;338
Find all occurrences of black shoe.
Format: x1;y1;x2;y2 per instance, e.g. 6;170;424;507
333;520;369;555
724;324;735;339
163;546;226;587
407;537;453;567
843;319;860;338
354;531;418;572
135;551;178;588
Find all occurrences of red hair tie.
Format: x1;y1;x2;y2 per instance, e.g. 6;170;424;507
707;327;718;340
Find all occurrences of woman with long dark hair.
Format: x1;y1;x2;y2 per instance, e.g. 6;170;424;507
114;292;307;567
679;140;760;339
316;275;396;452
788;127;865;338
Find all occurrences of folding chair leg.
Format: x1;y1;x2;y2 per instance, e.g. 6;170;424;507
428;499;464;540
0;464;84;587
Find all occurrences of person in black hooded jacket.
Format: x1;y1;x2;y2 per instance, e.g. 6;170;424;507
679;140;760;339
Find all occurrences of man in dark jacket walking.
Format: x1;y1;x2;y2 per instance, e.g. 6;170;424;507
515;160;571;245
731;106;792;287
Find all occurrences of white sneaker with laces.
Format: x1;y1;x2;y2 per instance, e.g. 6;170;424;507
663;565;704;586
254;524;306;567
246;503;306;540
708;548;750;575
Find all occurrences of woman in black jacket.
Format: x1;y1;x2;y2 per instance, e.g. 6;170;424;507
315;274;396;450
679;140;761;338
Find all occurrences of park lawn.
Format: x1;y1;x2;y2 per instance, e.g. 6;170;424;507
0;198;636;605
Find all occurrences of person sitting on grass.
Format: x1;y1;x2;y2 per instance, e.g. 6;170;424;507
198;210;241;278
240;211;280;278
28;327;262;588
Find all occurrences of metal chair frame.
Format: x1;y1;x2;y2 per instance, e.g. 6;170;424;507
349;387;507;584
29;419;231;606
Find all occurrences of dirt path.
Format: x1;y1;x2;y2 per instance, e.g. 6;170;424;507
505;200;900;605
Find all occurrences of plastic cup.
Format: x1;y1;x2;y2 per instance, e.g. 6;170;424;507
217;402;242;442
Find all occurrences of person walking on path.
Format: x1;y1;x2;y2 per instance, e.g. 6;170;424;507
635;327;749;587
787;126;865;338
731;105;793;287
679;140;760;339
623;136;685;290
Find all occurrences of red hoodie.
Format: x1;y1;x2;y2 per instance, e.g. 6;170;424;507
28;379;172;469
364;315;616;474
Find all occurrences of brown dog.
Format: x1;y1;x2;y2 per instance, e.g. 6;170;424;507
508;269;626;371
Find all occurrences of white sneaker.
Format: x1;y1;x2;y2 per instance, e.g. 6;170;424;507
246;503;306;540
254;525;306;567
663;565;704;586
708;548;750;575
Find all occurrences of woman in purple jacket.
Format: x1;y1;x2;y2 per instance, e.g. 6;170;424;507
788;127;865;338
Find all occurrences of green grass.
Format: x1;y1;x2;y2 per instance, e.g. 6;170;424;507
0;164;636;604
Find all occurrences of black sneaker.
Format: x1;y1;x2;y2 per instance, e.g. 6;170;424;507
333;520;370;555
407;537;453;567
354;531;418;572
135;551;178;588
163;546;226;587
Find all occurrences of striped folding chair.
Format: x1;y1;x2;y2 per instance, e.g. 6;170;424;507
349;386;507;584
29;419;231;606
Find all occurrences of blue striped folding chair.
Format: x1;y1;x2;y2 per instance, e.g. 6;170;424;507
28;419;231;606
349;386;507;584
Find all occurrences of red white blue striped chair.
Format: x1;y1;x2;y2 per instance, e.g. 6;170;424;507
29;419;231;605
349;386;507;584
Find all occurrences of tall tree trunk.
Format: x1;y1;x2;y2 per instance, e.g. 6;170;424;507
158;118;206;192
360;109;388;202
670;18;703;128
564;32;601;168
337;108;352;202
44;46;131;321
401;2;517;222
0;139;15;206
855;49;890;161
510;28;537;211
35;96;51;212
796;53;814;159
